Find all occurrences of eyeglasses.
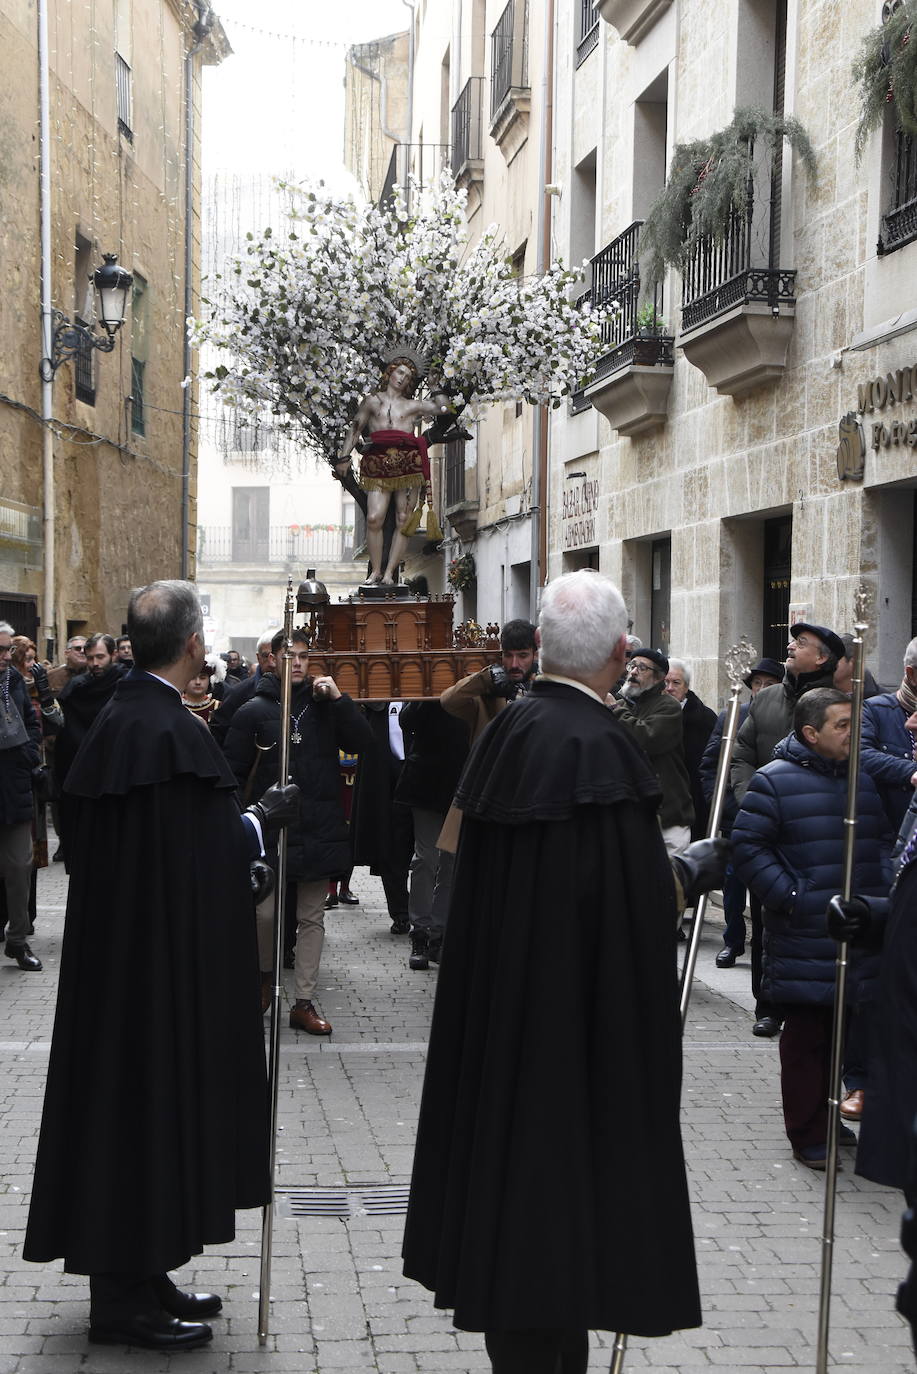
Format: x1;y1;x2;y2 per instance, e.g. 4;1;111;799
627;662;655;674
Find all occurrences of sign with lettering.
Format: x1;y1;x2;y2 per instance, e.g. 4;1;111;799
836;365;917;479
562;476;600;551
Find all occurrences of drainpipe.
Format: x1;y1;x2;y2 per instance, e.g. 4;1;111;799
529;0;555;617
401;0;416;208
181;4;213;581
37;0;56;659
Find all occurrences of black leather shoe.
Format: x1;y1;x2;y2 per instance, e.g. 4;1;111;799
409;929;429;971
390;917;410;935
153;1274;223;1319
324;892;339;909
752;1015;782;1037
4;942;42;971
715;945;744;969
338;889;360;905
89;1313;213;1349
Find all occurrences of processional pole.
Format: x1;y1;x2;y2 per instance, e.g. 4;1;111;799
816;585;871;1374
258;575;296;1344
609;635;757;1374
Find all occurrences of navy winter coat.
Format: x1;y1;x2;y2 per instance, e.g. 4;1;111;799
732;731;893;1007
698;703;750;834
0;667;41;826
860;691;915;830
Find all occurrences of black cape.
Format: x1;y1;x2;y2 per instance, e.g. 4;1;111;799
856;860;917;1191
402;679;701;1336
24;672;269;1275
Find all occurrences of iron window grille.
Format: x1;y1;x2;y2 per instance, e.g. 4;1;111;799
451;77;484;176
116;52;133;141
491;0;529;122
879;128;917;255
73;320;95;405
444;439;466;508
576;0;599;66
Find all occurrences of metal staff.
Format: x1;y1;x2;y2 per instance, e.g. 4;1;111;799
258;575;296;1344
609;635;757;1374
816;585;871;1374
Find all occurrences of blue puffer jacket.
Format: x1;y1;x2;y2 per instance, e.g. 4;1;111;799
732;731;893;1007
861;692;915;830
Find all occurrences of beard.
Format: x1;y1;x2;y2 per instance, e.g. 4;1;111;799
620;678;644;700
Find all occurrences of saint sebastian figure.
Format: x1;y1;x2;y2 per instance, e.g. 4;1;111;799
335;349;450;585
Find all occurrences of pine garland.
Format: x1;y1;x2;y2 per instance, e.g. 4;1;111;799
853;1;917;164
639;107;817;287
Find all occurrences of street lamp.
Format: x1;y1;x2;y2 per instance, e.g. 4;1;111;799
39;253;133;380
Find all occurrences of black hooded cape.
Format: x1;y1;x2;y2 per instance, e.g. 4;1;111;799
401;679;701;1336
24;672;269;1275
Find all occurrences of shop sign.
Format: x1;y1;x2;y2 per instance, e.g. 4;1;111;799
836;365;917;480
562;476;599;550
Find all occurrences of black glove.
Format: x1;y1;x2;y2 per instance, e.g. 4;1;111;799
30;662;54;709
671;837;730;908
250;859;275;905
245;782;300;841
826;894;872;945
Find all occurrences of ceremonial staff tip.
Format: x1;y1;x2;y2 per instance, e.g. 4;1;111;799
724;636;757;689
853;582;872;635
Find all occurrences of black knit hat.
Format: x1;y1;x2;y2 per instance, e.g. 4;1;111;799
742;657;785;688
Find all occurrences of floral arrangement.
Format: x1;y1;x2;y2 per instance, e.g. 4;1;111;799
639;107;817;286
191;175;613;465
447;553;476;591
853;1;917;162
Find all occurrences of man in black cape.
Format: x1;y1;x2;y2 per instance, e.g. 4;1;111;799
402;570;708;1374
24;580;297;1351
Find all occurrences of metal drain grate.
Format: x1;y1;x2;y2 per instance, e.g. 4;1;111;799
275;1183;410;1219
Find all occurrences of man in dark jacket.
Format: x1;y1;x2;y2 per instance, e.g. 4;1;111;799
54;633;124;866
861;634;917;832
730;622;844;1035
24;580;298;1349
349;700;415;933
612;648;693;856
403;571;715;1370
0;622;42;971
394;701;469;970
732;688;892;1169
664;658;716;841
223;628;372;1036
699;656;784;968
210;630;278;747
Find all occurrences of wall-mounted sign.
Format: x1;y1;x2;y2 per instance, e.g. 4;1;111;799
837;365;917;480
562;476;600;551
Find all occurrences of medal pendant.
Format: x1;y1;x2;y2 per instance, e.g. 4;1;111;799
291;729;302;745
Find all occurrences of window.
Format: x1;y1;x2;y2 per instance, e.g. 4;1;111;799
116;53;133;141
576;0;599;66
130;273;147;436
490;0;529;121
879;128;917;255
232;488;270;563
762;514;792;662
74;231;95;405
650;536;671;655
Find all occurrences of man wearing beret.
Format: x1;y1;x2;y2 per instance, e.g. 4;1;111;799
731;623;845;1036
612;648;694;857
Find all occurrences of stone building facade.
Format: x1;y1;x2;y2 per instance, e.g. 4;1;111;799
361;0;917;703
0;0;227;651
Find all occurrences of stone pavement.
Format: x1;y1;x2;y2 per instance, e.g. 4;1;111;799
0;866;914;1373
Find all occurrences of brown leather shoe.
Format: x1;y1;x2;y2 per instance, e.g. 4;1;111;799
260;974;272;1014
289;1000;332;1036
840;1088;865;1120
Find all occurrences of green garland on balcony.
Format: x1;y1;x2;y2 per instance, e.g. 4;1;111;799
639;106;817;287
853;1;917;164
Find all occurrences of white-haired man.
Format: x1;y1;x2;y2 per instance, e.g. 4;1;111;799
403;570;724;1374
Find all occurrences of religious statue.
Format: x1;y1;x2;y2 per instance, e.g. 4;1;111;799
335;347;452;586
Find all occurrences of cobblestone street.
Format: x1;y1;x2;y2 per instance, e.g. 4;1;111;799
0;861;913;1372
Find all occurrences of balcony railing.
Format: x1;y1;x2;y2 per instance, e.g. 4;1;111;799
197;525;354;566
581;222;673;387
451;77;484;177
491;0;529;122
116;52;133;141
576;0;599;66
879;128;917;255
680;164;795;332
444;440;466;508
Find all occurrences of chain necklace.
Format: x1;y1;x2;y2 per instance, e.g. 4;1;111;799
0;668;10;717
290;703;309;745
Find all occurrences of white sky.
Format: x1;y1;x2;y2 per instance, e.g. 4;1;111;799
203;0;412;190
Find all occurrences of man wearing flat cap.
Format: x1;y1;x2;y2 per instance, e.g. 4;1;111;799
731;623;844;1035
612;648;694;857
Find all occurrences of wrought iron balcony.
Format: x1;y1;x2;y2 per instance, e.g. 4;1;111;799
378;143;452;208
577;0;599;64
197;524;353;567
490;0;529;124
879;129;917;255
451;78;484;181
678;163;797;397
